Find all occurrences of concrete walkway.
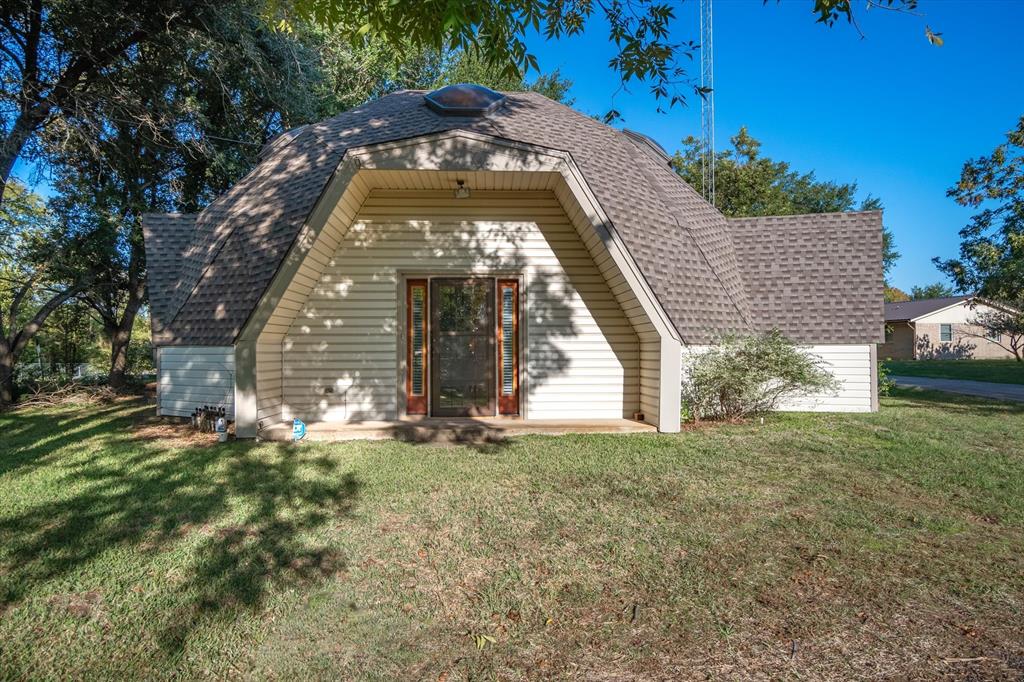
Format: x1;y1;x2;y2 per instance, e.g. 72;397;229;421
892;375;1024;403
260;417;656;443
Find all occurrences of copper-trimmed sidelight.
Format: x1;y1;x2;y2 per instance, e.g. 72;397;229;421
406;279;428;415
497;279;520;415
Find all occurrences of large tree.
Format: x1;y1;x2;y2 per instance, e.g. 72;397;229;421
0;180;101;405
0;0;245;205
45;14;573;389
672;126;900;278
270;0;936;121
936;114;1024;361
910;282;955;300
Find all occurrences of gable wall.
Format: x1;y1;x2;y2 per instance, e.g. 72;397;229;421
279;189;640;422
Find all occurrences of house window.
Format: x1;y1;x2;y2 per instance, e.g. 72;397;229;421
940;324;952;342
987;331;1001;343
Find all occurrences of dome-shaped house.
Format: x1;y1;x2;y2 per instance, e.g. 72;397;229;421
143;85;883;438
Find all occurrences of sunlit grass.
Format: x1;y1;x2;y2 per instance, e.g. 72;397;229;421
885;358;1024;385
1;389;1022;679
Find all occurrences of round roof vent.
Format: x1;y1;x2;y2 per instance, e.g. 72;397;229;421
424;83;506;117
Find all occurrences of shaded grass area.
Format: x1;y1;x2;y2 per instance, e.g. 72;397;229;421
886;358;1024;385
1;391;1022;679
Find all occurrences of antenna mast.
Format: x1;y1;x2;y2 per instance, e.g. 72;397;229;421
699;0;715;206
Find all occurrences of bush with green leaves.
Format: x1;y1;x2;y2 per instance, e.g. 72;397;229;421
877;359;896;397
681;330;840;421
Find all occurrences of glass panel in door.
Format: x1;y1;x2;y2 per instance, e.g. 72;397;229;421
430;278;495;416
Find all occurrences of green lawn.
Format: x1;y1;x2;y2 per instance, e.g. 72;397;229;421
885;358;1024;385
1;392;1023;680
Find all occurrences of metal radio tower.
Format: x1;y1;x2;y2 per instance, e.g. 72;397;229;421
699;0;715;206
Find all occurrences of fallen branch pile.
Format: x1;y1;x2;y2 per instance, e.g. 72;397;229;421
16;382;119;409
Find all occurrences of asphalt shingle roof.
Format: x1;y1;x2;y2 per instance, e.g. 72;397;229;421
730;212;885;344
884;296;970;321
143;89;884;347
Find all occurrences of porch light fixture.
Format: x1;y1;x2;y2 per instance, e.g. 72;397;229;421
454;180;470;199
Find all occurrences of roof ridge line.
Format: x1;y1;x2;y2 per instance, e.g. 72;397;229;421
622;139;753;334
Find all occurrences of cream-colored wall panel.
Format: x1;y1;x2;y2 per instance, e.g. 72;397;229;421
280;189;640;422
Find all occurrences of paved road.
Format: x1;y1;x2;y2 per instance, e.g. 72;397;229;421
892;375;1024;403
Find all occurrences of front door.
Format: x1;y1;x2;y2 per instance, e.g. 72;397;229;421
430;278;496;416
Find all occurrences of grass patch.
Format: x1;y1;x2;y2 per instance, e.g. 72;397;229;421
1;391;1023;679
885;358;1024;384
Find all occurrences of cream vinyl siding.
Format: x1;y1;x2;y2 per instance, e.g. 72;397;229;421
681;343;874;413
280;189;639;422
157;346;235;418
256;340;283;424
552;180;662;426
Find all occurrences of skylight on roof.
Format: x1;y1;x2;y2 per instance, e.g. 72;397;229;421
424;83;506;117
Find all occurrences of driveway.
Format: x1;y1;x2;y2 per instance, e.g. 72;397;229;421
892;375;1024;403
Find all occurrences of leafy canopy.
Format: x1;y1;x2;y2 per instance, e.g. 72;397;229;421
936;114;1024;312
910;282;955;300
269;0;937;121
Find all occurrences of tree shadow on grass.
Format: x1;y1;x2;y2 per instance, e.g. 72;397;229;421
0;400;148;477
0;405;360;661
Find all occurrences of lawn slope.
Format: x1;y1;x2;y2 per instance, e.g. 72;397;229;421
886;358;1024;385
1;391;1022;680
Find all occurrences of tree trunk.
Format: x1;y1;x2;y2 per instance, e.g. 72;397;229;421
0;110;45;205
0;349;14;409
107;323;132;390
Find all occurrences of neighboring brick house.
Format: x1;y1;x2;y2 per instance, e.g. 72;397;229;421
881;296;1015;360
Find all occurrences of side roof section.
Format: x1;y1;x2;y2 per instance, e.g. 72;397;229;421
884;296;971;322
141;212;198;336
729;211;885;344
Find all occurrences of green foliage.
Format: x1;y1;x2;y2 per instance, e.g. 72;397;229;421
270;1;937;121
876;358;896;397
126;311;156;376
910;282;956;300
681;330;840;421
432;51;574;104
884;286;910;302
936;114;1024;315
672;127;899;277
272;0;691;115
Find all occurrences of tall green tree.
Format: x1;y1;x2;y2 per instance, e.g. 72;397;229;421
45;4;385;388
0;0;244;206
910;282;955;300
270;0;936;121
672;127;900;280
936;114;1024;361
0;180;101;406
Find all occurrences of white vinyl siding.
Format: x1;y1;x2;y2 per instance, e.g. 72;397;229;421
279;189;639;422
157;346;235;418
682;343;874;414
256;340;283;424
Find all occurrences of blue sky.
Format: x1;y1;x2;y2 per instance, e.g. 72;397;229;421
13;2;1022;293
529;0;1024;292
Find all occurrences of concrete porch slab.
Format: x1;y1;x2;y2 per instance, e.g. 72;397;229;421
258;417;655;444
